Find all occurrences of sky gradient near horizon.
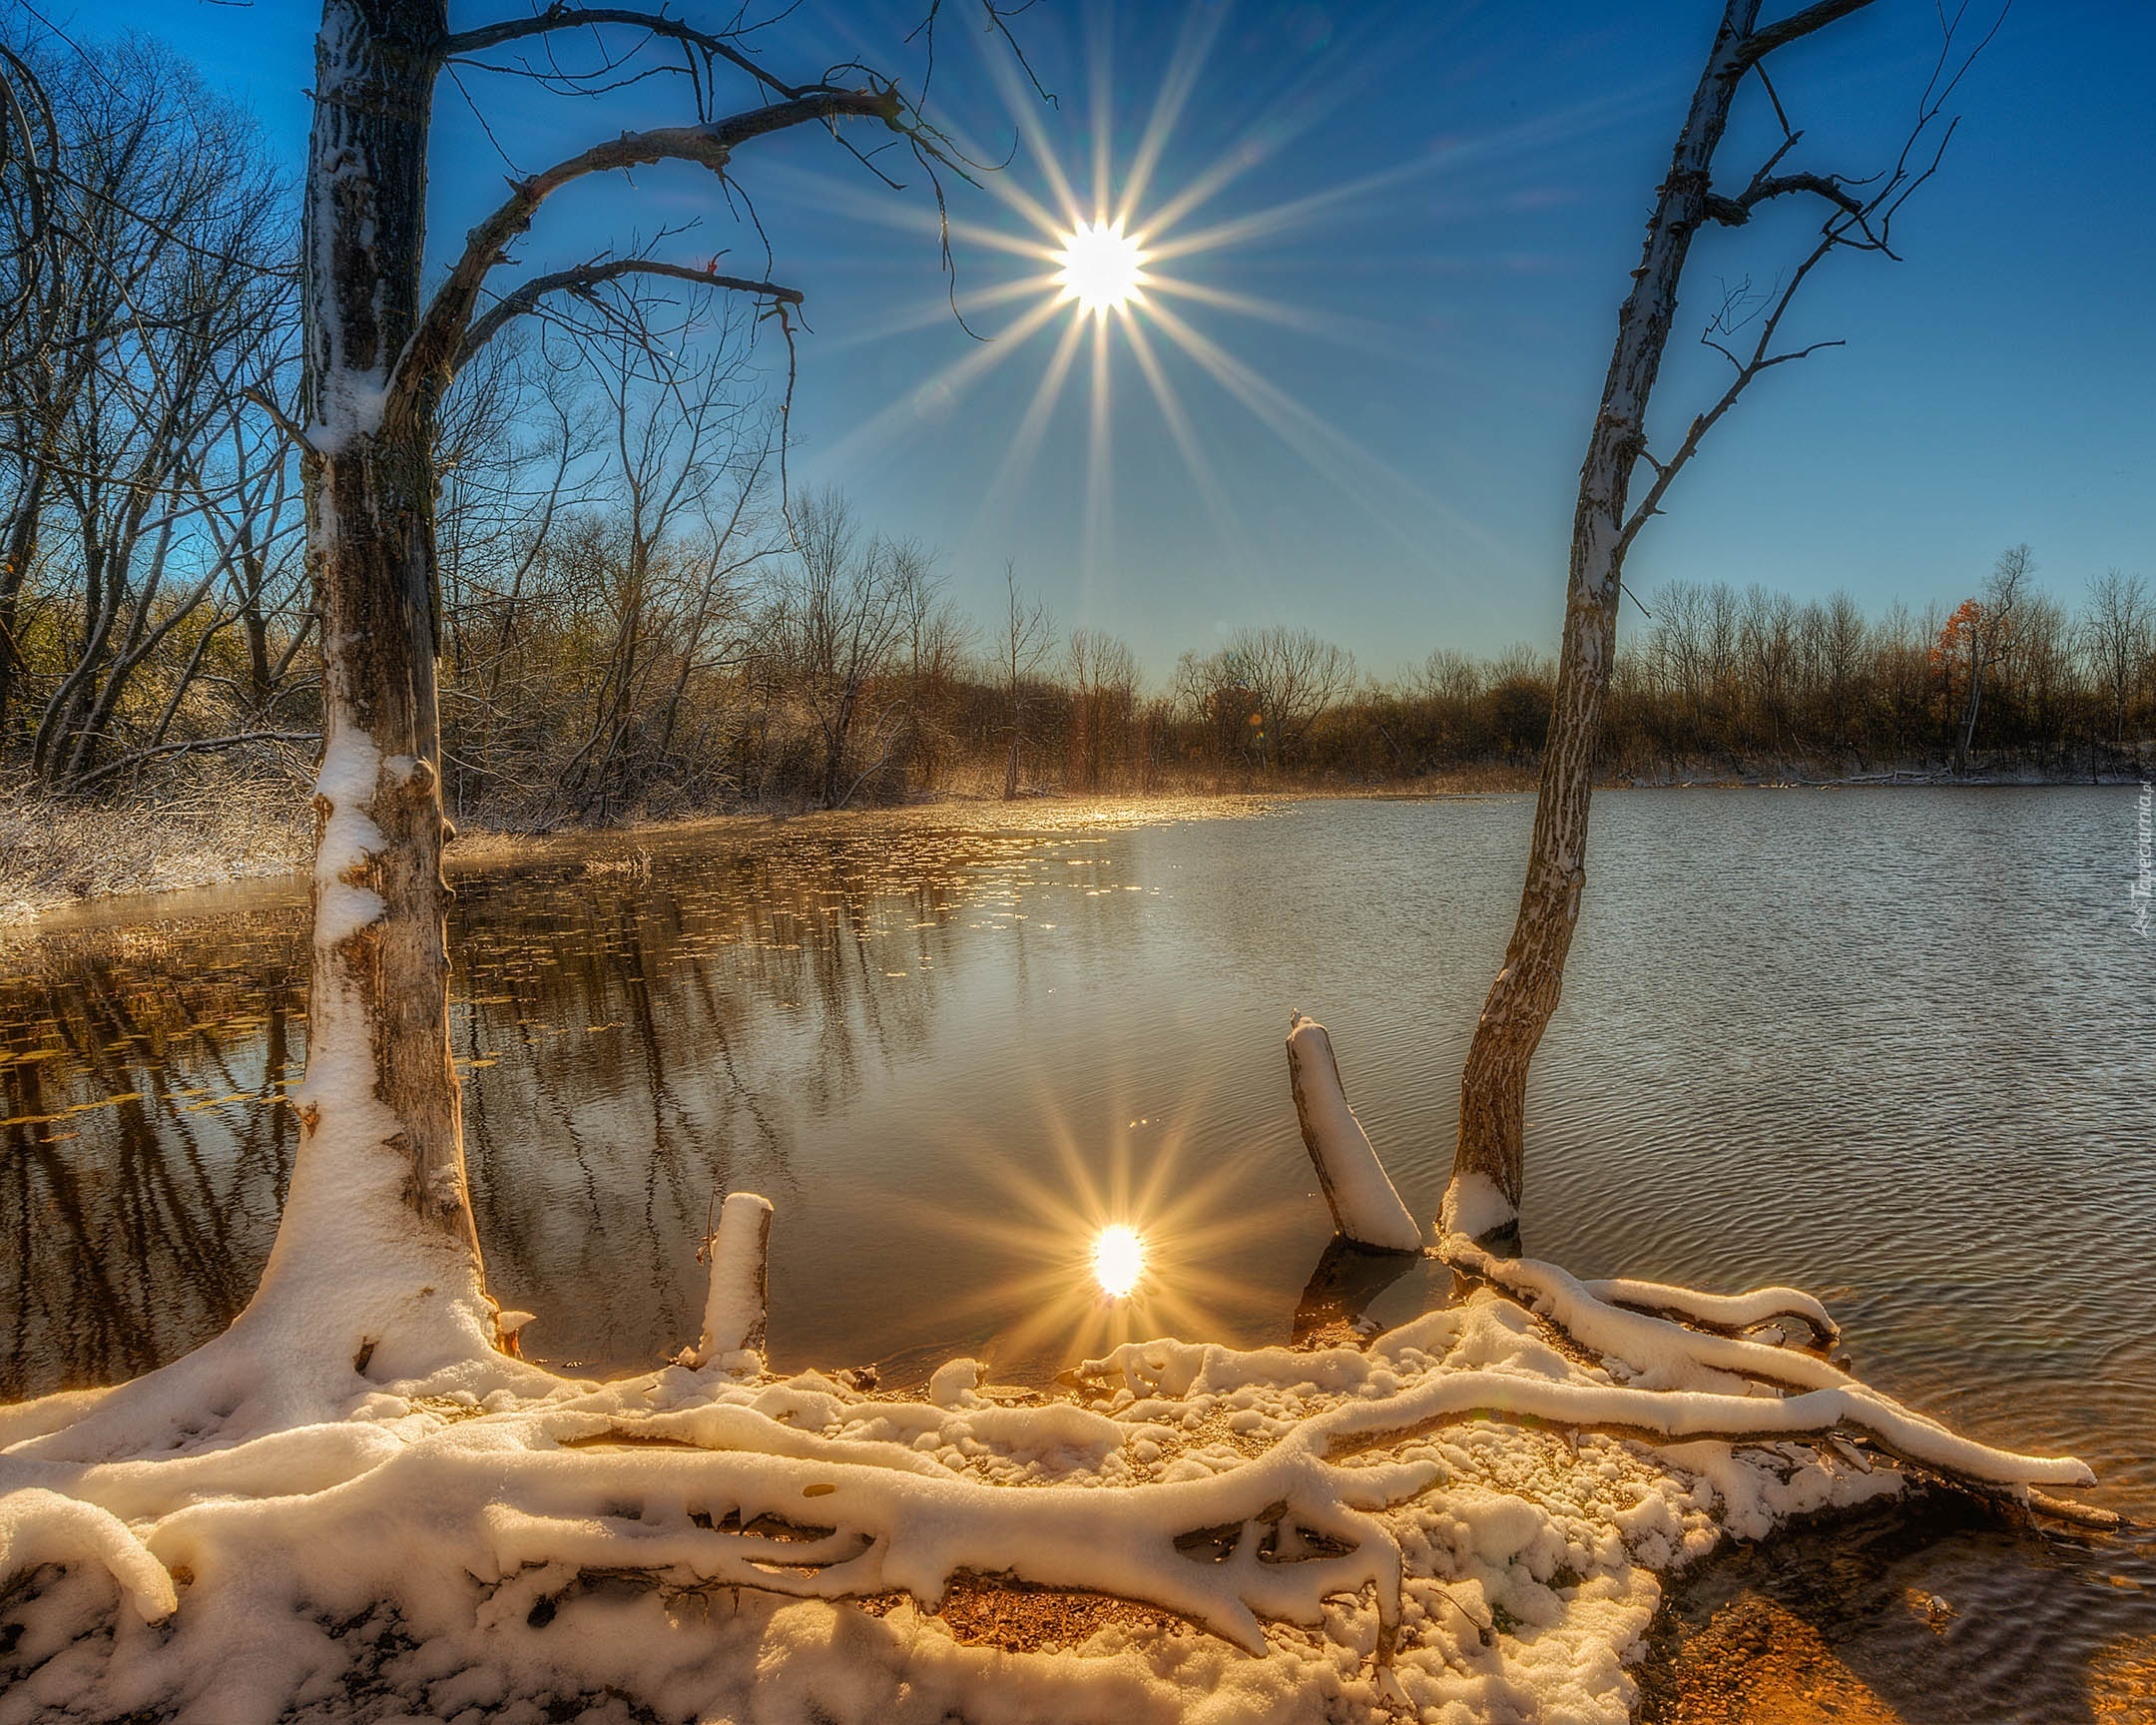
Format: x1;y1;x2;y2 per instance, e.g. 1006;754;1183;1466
24;0;2156;680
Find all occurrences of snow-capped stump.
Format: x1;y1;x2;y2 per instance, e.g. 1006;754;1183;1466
687;1192;775;1371
1285;1013;1423;1254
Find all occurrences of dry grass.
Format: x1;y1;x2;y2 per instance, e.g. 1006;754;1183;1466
0;792;309;924
854;1574;1190;1653
0;770;1537;928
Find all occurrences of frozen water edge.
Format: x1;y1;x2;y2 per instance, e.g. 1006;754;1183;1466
0;1254;2092;1725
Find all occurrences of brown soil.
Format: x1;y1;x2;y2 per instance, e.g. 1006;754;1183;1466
1644;1593;1903;1724
856;1573;1190;1654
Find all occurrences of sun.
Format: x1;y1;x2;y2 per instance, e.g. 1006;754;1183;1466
1055;220;1147;315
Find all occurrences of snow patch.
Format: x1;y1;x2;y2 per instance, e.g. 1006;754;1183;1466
0;1262;2091;1723
1440;1170;1515;1241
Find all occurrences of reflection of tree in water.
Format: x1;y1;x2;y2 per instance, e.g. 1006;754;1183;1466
453;831;1003;1372
0;918;305;1397
2;820;1131;1397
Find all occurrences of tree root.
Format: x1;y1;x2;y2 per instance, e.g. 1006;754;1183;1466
1437;1231;2110;1529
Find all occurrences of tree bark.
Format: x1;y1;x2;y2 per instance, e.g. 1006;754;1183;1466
253;0;488;1333
1444;1;1763;1241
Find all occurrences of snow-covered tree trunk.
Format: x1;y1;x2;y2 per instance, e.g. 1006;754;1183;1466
1286;1015;1422;1253
250;0;492;1353
1444;2;1762;1243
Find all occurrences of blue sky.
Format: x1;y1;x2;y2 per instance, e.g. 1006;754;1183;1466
34;0;2156;679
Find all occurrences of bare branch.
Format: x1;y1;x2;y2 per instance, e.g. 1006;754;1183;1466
439;7;799;102
1619;238;1844;557
1707;170;1865;226
401;88;902;401
454;257;802;373
1738;0;1883;65
70;731;319;791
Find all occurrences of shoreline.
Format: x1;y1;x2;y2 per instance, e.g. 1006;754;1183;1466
4;771;2144;928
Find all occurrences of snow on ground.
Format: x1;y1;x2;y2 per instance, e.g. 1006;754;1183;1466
2;1248;2092;1725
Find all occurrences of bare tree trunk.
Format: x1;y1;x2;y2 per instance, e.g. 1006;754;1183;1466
251;0;488;1339
1954;656;1984;775
1444;2;1763;1241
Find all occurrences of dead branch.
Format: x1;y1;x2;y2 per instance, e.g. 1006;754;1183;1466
453;257;802;373
1738;0;1882;65
401;88;903;401
439;7;798;102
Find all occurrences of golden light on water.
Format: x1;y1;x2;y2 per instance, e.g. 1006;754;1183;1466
880;1077;1311;1375
1092;1223;1146;1297
1055;220;1147;315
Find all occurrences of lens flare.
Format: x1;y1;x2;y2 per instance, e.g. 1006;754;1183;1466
1055;220;1147;314
1092;1224;1146;1297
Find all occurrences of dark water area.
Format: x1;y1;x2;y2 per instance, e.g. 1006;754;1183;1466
3;789;2152;1719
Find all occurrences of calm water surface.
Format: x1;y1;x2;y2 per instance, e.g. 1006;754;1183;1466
4;790;2151;1719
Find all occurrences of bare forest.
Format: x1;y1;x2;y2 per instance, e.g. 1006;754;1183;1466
3;43;2149;842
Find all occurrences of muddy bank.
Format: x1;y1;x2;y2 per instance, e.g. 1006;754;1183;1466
1637;1494;2156;1724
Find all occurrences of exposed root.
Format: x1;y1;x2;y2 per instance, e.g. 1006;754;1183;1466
1438;1232;2106;1526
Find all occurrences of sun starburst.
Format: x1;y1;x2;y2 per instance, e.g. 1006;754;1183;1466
1055;220;1148;315
798;3;1477;596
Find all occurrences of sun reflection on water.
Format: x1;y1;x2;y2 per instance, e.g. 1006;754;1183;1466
1092;1224;1145;1298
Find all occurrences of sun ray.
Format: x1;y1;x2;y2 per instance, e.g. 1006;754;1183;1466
1140;275;1342;332
1142;295;1504;558
756;159;1065;262
1080;310;1113;596
978;26;1088;233
965;310;1088;545
806;294;1066;479
1088;4;1115;225
1119;309;1264;579
1138;276;1437;369
818;273;1065;355
1114;1;1229;231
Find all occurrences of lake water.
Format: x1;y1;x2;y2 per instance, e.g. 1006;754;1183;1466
4;789;2152;1719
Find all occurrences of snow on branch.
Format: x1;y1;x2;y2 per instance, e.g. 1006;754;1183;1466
1581;1274;1839;1348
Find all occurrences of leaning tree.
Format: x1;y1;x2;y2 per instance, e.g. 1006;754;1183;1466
1442;0;2001;1242
238;1;1019;1391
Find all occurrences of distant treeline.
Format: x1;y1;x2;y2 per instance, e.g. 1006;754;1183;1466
2;39;2150;828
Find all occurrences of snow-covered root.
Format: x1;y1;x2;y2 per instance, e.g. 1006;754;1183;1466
1441;1238;1860;1398
1580;1275;1839;1349
1284;1015;1423;1253
405;1427;1426;1659
0;1274;2114;1724
1438;1232;2114;1528
0;1490;173;1624
0;1294;559;1471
